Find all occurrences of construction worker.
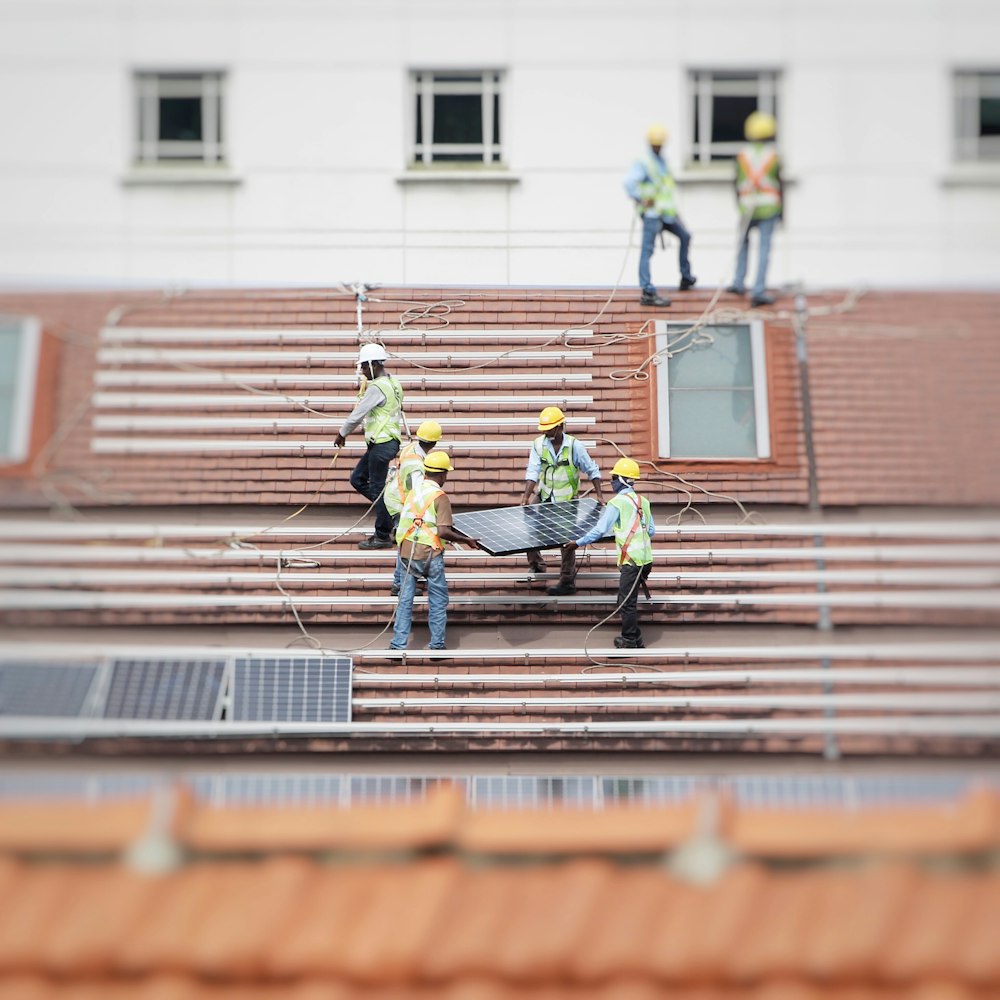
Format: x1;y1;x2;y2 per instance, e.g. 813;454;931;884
521;406;605;597
332;343;403;550
624;123;697;308
566;457;656;649
390;451;480;652
384;419;443;596
727;111;783;308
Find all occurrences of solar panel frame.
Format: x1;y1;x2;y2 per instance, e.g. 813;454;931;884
101;658;228;720
0;662;97;718
453;498;611;556
231;656;352;724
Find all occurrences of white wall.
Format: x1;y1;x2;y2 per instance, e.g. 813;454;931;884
0;0;997;290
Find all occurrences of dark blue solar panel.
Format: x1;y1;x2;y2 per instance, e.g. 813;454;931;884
0;662;97;717
103;658;226;720
231;656;352;723
453;498;609;556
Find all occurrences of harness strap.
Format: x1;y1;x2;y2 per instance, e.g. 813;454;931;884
618;493;645;567
400;488;444;547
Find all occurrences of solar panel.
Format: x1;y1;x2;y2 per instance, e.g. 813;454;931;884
453;498;611;556
231;656;352;723
102;658;227;720
0;662;97;718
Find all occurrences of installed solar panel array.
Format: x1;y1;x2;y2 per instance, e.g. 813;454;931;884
0;654;352;727
0;662;97;718
232;656;352;724
453;498;608;556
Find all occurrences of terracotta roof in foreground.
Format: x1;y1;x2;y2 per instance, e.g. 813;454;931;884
0;787;998;996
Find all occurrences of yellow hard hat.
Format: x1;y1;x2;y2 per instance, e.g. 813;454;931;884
423;450;453;473
646;123;668;145
611;457;641;480
538;406;566;431
744;111;776;141
415;420;443;443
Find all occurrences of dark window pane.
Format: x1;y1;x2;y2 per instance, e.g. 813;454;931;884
433;93;482;144
980;97;1000;137
492;151;501;162
415;93;423;144
493;93;500;144
712;94;757;144
159;97;202;142
216;95;223;143
693;94;700;143
430;152;481;162
434;74;482;83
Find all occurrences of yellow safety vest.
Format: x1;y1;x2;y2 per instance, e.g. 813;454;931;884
364;374;403;444
384;441;425;516
608;490;654;567
636;151;679;218
395;480;445;553
736;142;782;220
535;434;581;503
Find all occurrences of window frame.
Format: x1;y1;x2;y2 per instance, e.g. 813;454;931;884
688;69;780;166
409;69;505;167
954;69;1000;163
134;70;226;166
0;316;42;466
653;319;771;461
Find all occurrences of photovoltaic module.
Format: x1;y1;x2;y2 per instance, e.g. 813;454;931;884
453;498;610;556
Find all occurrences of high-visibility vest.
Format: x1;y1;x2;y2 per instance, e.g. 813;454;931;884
736;142;782;220
364;374;403;444
608;490;654;567
534;434;581;502
384;441;425;516
395;479;445;553
635;151;679;218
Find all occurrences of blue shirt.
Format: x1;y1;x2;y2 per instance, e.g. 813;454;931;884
524;434;601;484
623;151;674;219
575;486;656;546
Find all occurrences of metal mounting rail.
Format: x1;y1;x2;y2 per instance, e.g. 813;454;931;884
3;641;998;662
100;327;596;344
4;589;999;610
353;668;1000;687
352;692;1000;711
94;371;594;386
5;544;1000;564
97;348;593;364
4;520;999;541
1;715;999;740
93;392;597;409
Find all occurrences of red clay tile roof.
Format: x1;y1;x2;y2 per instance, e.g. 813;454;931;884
0;788;998;995
1;286;997;510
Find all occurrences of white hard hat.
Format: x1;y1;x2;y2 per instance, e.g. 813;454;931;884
358;343;388;365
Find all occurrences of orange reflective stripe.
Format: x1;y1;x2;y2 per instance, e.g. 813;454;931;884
400;488;444;548
738;150;778;192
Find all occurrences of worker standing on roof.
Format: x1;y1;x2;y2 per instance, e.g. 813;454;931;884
521;406;605;597
390;451;480;652
566;457;656;649
624;123;697;308
332;343;403;550
727;111;783;308
384;419;443;596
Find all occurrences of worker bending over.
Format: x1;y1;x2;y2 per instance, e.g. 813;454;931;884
390;451;480;652
333;343;403;550
384;419;443;596
566;457;655;649
521;406;605;597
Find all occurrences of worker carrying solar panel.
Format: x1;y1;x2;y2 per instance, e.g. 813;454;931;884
389;451;481;653
520;406;605;597
384;419;444;597
565;457;656;649
332;343;404;551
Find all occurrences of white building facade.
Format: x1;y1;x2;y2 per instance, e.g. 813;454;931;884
0;0;998;290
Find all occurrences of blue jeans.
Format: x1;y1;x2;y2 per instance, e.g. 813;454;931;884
350;439;399;539
390;551;449;649
733;216;777;298
639;215;693;295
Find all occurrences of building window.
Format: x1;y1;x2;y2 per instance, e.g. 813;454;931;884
0;317;41;465
654;321;771;459
411;70;503;165
955;71;1000;162
135;72;225;165
689;70;779;164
